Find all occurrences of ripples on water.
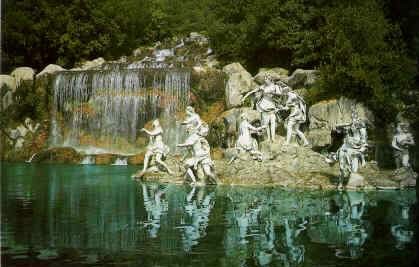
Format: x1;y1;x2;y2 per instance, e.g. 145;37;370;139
1;163;417;266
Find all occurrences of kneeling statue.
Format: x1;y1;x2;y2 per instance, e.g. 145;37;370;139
228;113;264;164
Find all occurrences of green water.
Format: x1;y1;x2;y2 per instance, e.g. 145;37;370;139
1;163;417;267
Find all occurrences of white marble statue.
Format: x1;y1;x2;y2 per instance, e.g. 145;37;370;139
177;123;217;184
228;113;264;163
140;119;173;176
392;122;415;168
280;91;309;146
181;106;203;133
241;75;287;142
326;110;368;189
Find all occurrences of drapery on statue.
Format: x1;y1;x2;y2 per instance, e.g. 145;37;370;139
138;119;173;177
228;113;265;164
241;74;288;142
279;91;310;146
326;110;368;189
392;122;415;168
177;122;217;185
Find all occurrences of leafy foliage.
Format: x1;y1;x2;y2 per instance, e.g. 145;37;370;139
2;0;418;124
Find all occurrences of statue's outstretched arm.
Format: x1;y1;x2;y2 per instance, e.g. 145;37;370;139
141;127;162;136
392;136;402;151
241;87;259;103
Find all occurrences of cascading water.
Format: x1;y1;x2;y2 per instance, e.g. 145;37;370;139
112;157;128;166
50;68;190;154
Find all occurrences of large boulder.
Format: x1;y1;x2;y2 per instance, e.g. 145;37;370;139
307;97;375;148
0;74;17;92
254;67;289;84
72;57;105;70
2;91;13;110
223;63;257;109
10;67;35;87
36;64;66;77
285;69;319;89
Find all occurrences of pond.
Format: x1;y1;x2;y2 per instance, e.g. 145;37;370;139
1;163;417;267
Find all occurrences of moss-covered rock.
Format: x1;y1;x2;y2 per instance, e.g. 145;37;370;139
94;154;117;165
128;153;146;165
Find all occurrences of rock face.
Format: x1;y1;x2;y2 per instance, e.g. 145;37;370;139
254;67;289;84
0;75;17;92
10;67;35;87
285;69;319;89
307;97;375;148
223;63;257;109
72;57;105;70
36;64;66;77
32;147;82;164
134;135;407;189
392;167;417;187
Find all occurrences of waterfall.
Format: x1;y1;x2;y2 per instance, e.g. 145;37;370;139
50;68;190;154
80;156;95;165
112;157;128;166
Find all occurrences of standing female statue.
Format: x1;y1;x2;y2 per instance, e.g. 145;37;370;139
392;122;415;168
241;75;287;142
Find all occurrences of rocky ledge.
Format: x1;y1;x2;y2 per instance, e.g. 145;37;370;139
132;137;416;190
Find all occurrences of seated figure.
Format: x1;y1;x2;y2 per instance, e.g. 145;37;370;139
139;119;173;176
229;113;264;164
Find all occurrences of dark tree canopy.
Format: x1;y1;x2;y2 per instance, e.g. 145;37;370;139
2;0;418;124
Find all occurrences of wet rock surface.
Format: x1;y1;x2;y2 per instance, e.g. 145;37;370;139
132;136;412;190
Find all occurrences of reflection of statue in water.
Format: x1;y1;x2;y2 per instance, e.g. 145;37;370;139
392;122;415;168
279;91;310;147
326;110;368;189
255;218;278;267
181;186;215;252
326;192;369;259
141;184;168;238
138;119;173;177
391;204;414;250
277;218;306;266
241;75;287;142
228;113;264;164
177;123;217;184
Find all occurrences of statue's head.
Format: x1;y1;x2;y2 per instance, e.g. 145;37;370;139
186;106;195;115
24;118;32;127
264;74;273;84
152;119;160;127
240;113;248;121
398;122;410;133
198;123;209;137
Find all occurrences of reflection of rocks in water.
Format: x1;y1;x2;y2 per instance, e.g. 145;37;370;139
141;183;169;238
180;186;215;252
307;191;371;259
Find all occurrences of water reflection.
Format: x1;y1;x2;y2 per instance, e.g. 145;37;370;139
307;191;371;260
1;163;417;267
180;186;215;252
